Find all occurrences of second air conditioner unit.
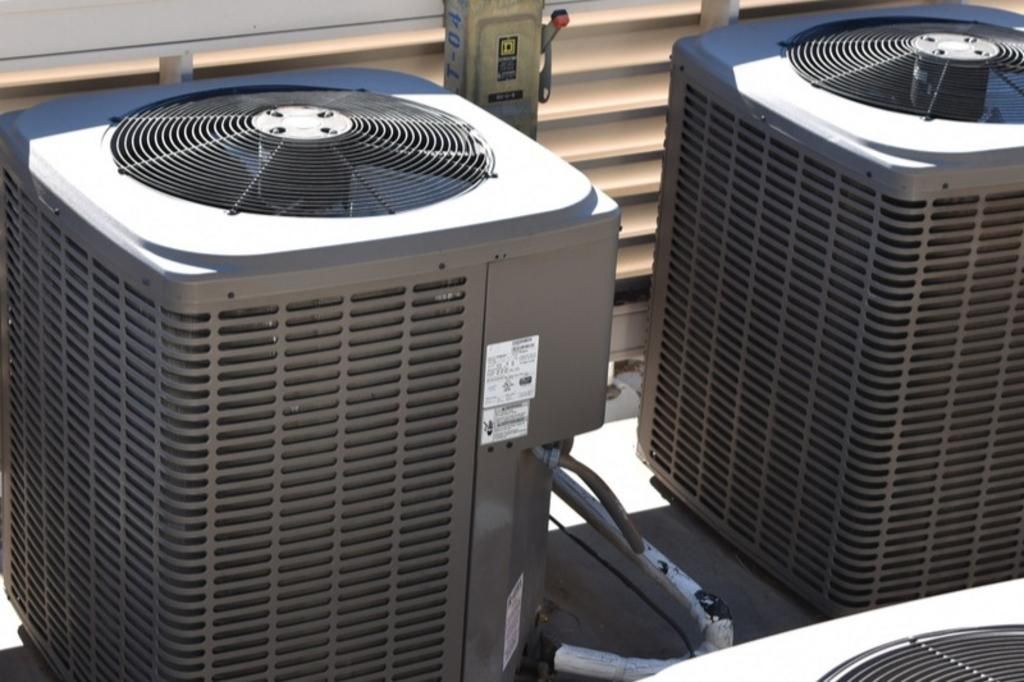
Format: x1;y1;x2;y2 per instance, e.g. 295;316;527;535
640;4;1024;616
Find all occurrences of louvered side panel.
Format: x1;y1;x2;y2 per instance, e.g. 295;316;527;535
2;163;483;680
884;190;1024;599
199;274;481;682
645;83;862;593
2;168;164;682
145;274;483;682
642;77;1024;615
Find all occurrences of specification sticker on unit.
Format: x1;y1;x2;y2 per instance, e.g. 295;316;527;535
481;401;530;445
502;573;525;671
483;335;539;409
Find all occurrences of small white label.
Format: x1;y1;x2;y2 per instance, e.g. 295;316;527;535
483;336;539;409
481;401;530;445
502;573;525;671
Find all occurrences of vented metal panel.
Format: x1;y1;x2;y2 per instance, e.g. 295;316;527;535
641;77;1024;614
2;168;481;681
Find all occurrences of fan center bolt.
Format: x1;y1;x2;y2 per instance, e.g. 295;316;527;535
253;106;353;139
912;33;998;61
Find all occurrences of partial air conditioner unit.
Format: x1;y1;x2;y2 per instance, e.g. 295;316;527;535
0;69;619;682
639;4;1024;616
649;579;1024;681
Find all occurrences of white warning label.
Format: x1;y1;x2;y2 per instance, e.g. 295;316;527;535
502;573;525;671
481;401;530;445
483;335;539;409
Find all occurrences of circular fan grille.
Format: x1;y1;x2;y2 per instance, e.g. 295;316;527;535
786;18;1024;123
110;89;495;217
821;626;1024;681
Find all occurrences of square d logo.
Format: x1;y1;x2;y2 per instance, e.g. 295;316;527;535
499;36;519;58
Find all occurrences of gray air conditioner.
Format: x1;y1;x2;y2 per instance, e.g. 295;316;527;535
649;579;1024;682
639;4;1024;616
0;69;619;682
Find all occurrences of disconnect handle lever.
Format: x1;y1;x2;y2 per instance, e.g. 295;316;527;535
540;9;570;103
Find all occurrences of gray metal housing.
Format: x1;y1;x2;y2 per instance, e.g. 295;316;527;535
640;5;1024;616
0;68;619;681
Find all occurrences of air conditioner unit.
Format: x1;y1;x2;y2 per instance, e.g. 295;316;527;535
0;69;619;682
639;5;1024;616
649;579;1024;681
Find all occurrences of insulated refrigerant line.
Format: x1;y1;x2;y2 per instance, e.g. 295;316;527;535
535;444;735;681
548;514;696;658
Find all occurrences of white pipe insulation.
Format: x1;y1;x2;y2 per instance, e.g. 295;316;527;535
553;645;685;682
551;469;734;653
536;445;736;681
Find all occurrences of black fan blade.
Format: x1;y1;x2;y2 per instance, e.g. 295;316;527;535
111;89;495;217
787;18;1024;123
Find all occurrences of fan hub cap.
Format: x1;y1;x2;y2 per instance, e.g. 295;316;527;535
912;33;998;61
253;106;353;139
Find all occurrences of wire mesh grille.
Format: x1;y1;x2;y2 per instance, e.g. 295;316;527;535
787;18;1024;123
642;78;1024;615
110;89;495;217
2;167;479;680
822;626;1024;681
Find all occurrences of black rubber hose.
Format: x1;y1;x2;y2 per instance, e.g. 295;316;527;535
557;451;646;554
552;471;635;559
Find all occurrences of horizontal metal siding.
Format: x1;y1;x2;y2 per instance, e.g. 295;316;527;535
0;0;1019;282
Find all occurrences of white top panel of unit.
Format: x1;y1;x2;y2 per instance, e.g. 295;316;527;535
678;5;1024;167
5;69;613;274
650;579;1024;681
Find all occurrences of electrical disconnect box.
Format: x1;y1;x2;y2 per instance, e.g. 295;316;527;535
444;0;569;138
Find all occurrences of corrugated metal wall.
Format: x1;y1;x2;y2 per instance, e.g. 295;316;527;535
0;0;1020;283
